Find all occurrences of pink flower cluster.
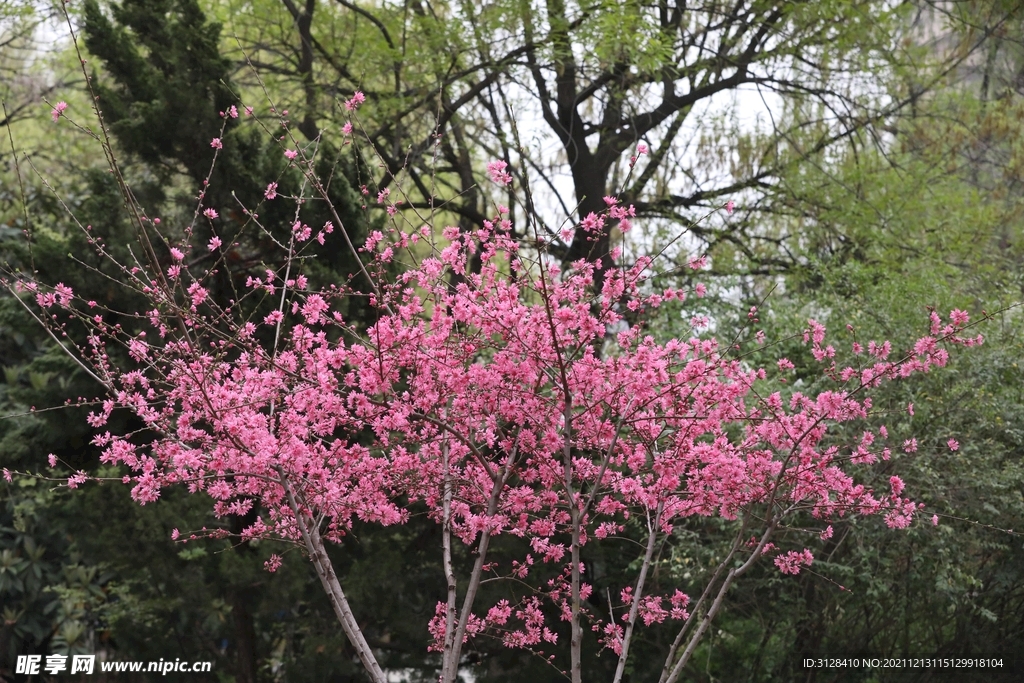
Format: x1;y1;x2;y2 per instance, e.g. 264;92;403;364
51;101;68;122
38;183;973;670
774;549;814;575
486;160;512;186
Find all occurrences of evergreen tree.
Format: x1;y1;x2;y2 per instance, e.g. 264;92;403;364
82;0;374;316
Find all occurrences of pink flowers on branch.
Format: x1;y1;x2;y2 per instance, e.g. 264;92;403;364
51;101;68;122
19;157;979;683
486;159;513;185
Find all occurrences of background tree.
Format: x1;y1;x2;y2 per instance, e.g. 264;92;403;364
206;0;1023;283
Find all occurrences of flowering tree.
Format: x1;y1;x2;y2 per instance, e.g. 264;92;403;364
4;81;984;682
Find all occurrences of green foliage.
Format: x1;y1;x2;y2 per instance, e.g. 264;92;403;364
83;0;234;177
81;0;376;312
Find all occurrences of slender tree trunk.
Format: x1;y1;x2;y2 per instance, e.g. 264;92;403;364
440;445;459;683
569;504;584;683
280;0;320;140
663;519;778;683
278;472;388;683
612;504;663;683
562;402;583;683
445;478;506;682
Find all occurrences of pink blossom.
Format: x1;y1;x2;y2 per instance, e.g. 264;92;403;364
947;438;959;451
868;340;892;359
188;283;208;307
48;454;58;468
636;142;648;155
885;499;918;529
344;91;366;111
725;200;735;214
669;590;690;620
210;137;223;149
208;236;222;251
599;622;624;655
889;475;905;496
580;212;604;233
486;600;512;625
264;554;283;573
50;101;68;122
342;121;353;135
169;247;185;261
289;221;310;241
284;149;298;160
265;182;278;200
638;595;668;625
228;105;239;118
53;283;74;306
774;549;814;575
487;160;512;186
203;208;218;219
49;201;976;674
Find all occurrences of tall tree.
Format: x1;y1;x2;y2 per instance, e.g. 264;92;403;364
211;0;1017;283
